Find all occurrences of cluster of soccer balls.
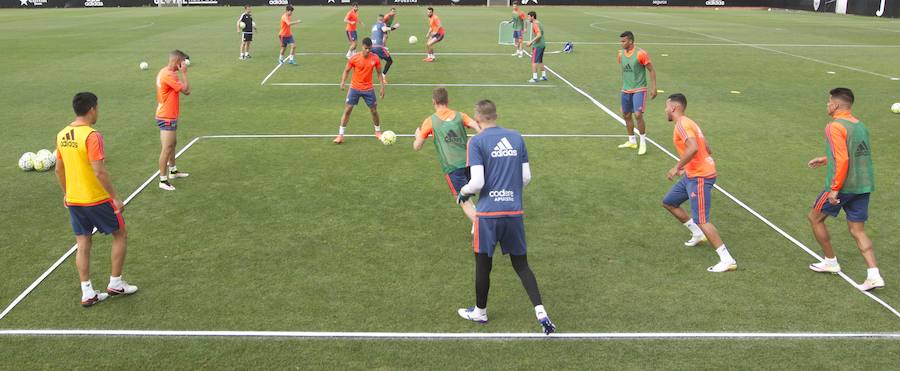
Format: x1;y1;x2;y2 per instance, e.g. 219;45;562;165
18;149;56;172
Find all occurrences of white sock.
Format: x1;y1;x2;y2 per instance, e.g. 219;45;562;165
288;55;294;61
81;281;95;299
639;133;647;143
474;306;487;316
824;256;838;265
534;305;547;320
541;71;547;77
109;275;122;288
374;125;381;132
169;165;177;173
338;126;345;135
683;219;703;236
532;73;538;79
628;135;636;144
867;267;881;280
159;175;168;182
716;245;735;263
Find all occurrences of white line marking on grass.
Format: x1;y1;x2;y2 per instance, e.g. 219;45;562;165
533;53;900;319
546;41;900;48
199;134;625;139
260;61;285;86
270;83;556;88
588;15;900;80
1;329;899;340
0;138;202;322
296;52;512;56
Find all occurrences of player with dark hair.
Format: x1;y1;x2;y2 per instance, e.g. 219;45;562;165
456;100;555;335
661;93;737;273
371;14;399;82
155;49;191;191
617;30;657;156
335;37;387;145
423;7;444;62
526;11;546;83
807;87;882;291
279;5;301;65
344;3;360;59
237;5;256;60
509;2;526;58
56;92;137;307
413;88;481;228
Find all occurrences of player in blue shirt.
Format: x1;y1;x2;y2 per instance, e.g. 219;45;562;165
370;14;398;82
455;99;555;335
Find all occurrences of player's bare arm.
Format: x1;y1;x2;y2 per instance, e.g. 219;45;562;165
55;156;67;205
808;156;827;168
339;65;352;91
179;63;191;95
90;159;123;212
668;137;697;180
647;62;658;99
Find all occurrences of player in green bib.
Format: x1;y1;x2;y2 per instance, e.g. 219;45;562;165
526;11;547;83
806;88;883;291
413;88;482;226
509;2;527;58
617;31;657;156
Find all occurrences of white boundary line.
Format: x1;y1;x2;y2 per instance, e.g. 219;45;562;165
295;52;512;56
0;138;202;322
588;14;900;81
533;54;900;318
0;133;622;322
546;41;900;48
260;60;285;86
1;329;899;339
270;83;556;88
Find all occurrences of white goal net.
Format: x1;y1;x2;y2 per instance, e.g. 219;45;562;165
498;21;533;45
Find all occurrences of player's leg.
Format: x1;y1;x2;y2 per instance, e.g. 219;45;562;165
500;218;555;334
807;191;843;274
446;169;477;224
346;32;357;58
382;55;393;76
286;37;297;65
662;177;705;246
634;91;648;155
841;193;883;290
689;177;735;272
619;93;637;148
164;127;187;180
157;123;177;190
459;217;494;323
279;37;286;63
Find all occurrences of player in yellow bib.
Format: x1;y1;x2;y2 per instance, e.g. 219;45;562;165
55;92;138;307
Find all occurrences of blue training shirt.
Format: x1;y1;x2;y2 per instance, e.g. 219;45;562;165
371;21;386;47
468;126;528;218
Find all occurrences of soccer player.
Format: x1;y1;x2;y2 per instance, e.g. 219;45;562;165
510;2;526;58
155;50;191;191
807;88;882;291
525;11;546;83
55;92;138;307
279;5;301;65
413;88;481;226
423;7;444;62
335;37;386;145
237;5;256;60
344;3;360;59
383;8;397;45
616;31;657;156
455;100;556;335
661;93;736;273
371;14;399;82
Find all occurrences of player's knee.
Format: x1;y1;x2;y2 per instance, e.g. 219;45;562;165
633;112;644;120
662;202;676;210
114;226;128;239
623;112;633;120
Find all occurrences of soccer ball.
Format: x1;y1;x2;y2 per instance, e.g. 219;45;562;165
18;152;35;171
32;152;54;172
252;21;257;27
239;21;246;29
408;35;418;45
381;130;397;145
892;102;900;113
184;59;191;66
139;61;149;70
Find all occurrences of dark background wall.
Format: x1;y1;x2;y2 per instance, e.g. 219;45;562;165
4;0;899;18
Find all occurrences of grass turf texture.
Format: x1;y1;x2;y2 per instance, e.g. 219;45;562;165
1;5;899;368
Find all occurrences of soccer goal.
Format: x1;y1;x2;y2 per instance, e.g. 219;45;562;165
498;21;532;45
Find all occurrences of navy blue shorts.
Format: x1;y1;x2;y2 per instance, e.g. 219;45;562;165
431;33;444;42
68;200;124;236
444;167;470;197
663;176;716;225
531;47;544;63
474;216;527;257
372;46;391;60
280;35;294;47
813;191;870;222
156;118;177;131
346;88;377;108
513;30;523;40
346;30;358;42
621;91;648;113
242;32;253;42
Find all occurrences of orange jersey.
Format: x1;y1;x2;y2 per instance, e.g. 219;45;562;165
280;13;292;36
429;15;444;34
347;52;381;91
417;107;478;140
825;110;858;191
155;67;184;120
673;116;716;178
345;10;358;31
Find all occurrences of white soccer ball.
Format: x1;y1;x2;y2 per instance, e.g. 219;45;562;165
381;130;397;145
252;21;257;27
32;152;54;172
139;61;149;70
892;102;900;113
184;59;191;66
18;152;35;171
240;21;246;29
408;35;418;44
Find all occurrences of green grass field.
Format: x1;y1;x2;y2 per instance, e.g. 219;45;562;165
1;5;899;369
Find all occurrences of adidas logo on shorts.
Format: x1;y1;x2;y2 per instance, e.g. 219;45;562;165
491;137;518;158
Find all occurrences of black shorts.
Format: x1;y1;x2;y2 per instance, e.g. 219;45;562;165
242;32;253;42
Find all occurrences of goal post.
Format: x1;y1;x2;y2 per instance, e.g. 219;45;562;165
498;21;532;45
157;0;183;7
